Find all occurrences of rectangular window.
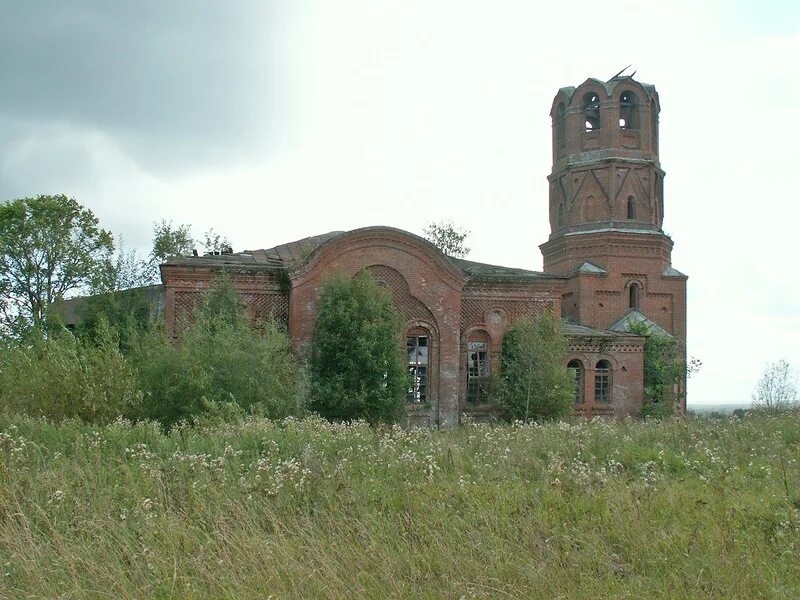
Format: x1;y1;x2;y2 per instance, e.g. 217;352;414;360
407;335;428;403
466;341;489;403
595;368;610;403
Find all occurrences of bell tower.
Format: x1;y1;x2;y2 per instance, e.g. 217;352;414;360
540;75;687;408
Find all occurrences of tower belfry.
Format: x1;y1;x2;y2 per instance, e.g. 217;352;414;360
539;75;687;409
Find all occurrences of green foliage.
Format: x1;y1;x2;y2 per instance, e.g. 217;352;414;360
422;220;470;258
494;311;573;421
0;194;114;338
150;219;194;266
2;411;800;597
310;271;408;424
74;286;155;352
0;322;141;423
129;275;305;428
628;321;686;417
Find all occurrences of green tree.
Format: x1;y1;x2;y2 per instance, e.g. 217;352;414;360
0;195;114;337
628;321;687;417
494;311;573;422
150;220;194;270
130;274;304;428
422;220;470;258
310;271;409;424
752;359;797;414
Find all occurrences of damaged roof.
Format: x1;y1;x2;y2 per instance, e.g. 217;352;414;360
163;227;561;283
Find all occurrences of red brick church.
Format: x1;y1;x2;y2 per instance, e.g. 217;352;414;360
158;75;687;427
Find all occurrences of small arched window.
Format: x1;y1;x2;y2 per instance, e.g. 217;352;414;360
627;196;636;220
595;360;611;404
556;103;566;152
466;332;490;404
650;99;659;152
619;91;639;129
558;203;565;228
568;360;584;404
407;328;430;403
583;92;601;132
629;283;640;309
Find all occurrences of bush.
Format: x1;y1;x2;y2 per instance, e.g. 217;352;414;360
129;276;306;428
309;271;408;424
0;321;141;423
494;311;573;422
628;321;685;417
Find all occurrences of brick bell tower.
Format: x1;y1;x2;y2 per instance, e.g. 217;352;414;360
539;75;688;409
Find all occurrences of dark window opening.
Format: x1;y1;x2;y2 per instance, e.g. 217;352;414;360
629;283;640;309
619;91;640;130
595;360;611;403
558;203;565;228
556;103;566;152
466;340;490;403
583;93;601;132
568;359;584;404
650;99;659;152
407;334;429;403
627;196;636;220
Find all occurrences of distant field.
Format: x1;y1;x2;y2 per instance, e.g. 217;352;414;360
1;412;799;599
688;403;751;415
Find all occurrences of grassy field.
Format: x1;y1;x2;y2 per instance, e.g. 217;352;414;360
1;411;799;599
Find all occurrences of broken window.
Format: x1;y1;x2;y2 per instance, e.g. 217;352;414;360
407;333;429;403
629;283;640;309
568;359;584;404
627;196;636;220
619;91;639;129
595;360;611;403
583;92;601;132
466;338;490;403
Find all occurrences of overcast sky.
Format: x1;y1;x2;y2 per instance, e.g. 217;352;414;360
1;0;798;407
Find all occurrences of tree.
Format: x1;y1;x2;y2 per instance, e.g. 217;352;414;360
202;228;232;255
0;195;114;338
151;220;194;266
422;220;470;258
627;322;689;417
130;274;305;428
494;311;573;422
752;359;797;414
309;270;409;424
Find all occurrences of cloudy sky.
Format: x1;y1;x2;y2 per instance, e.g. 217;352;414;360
1;1;798;406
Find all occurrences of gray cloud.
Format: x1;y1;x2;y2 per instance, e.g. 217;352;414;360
0;1;295;189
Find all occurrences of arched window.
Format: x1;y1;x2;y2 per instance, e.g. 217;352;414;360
650;99;659;153
629;283;640;309
627;196;636;220
556;102;566;152
466;332;490;403
595;360;611;403
583;92;600;132
407;328;430;403
568;360;584;404
558;203;565;228
619;91;639;129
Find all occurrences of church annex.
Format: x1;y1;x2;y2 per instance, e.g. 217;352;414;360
159;75;687;427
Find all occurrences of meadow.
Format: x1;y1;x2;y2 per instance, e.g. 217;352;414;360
1;411;799;599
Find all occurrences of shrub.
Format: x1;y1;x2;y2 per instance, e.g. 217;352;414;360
628;321;685;417
129;275;306;428
494;311;573;422
309;271;408;424
0;321;141;423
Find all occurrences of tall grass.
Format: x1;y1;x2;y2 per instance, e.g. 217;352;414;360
1;411;799;598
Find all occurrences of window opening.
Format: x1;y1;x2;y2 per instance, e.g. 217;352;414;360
568;360;583;404
629;283;640;309
556;103;566;152
595;360;611;403
583;93;600;132
558;203;565;228
407;334;429;403
619;91;639;129
627;196;636;220
466;340;490;403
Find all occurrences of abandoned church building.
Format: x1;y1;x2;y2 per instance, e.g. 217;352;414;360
71;75;688;427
